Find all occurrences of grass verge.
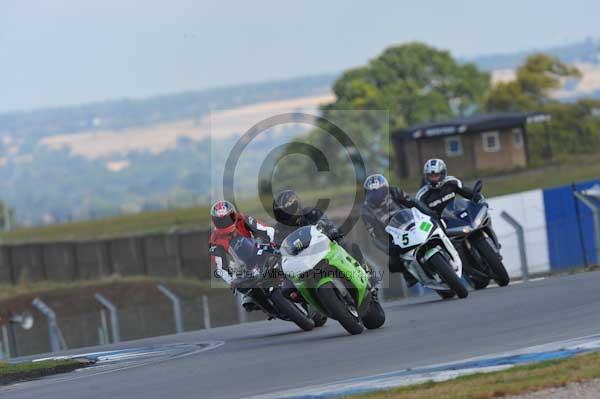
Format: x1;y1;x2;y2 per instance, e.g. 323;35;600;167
0;185;358;244
0;359;89;385
2;154;600;244
349;351;600;399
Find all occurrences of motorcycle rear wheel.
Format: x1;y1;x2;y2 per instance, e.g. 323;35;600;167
312;312;328;327
473;237;510;287
436;290;455;299
270;289;315;331
362;299;385;329
469;275;491;290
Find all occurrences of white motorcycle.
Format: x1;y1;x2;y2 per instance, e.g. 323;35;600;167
385;208;468;299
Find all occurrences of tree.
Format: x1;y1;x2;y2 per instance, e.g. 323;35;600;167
486;53;581;112
485;54;600;163
280;43;491;187
330;42;490;129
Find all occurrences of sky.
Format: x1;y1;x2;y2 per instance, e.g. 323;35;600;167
1;0;600;113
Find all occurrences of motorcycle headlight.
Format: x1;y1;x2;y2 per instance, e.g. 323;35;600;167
473;208;487;228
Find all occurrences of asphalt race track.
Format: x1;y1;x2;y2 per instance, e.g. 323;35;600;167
3;271;600;399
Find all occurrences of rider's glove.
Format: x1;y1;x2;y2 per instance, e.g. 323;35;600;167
316;219;344;242
390;187;406;203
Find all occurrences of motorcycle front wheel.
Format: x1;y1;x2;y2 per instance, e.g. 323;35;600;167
469;275;491;290
428;253;469;299
318;282;364;335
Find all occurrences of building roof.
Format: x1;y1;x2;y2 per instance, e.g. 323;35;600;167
394;112;550;141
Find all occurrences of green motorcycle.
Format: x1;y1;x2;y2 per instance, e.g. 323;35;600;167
279;225;385;335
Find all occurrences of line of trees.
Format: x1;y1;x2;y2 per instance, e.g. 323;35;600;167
280;42;600;187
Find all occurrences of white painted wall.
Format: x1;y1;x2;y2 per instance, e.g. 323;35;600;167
487;189;549;277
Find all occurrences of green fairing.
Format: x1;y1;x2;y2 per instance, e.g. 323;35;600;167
289;241;369;311
323;241;369;306
294;281;323;312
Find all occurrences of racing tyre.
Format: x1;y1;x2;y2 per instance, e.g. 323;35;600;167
436;290;455;300
318;282;364;335
474;238;510;287
270;289;315;331
362;300;385;329
469;275;490;290
312;312;328;328
428;253;469;299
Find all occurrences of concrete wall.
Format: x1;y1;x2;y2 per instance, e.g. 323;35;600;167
0;230;211;285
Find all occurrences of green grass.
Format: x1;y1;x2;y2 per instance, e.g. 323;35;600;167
349;351;600;399
0;185;358;244
2;155;600;245
391;153;600;197
0;359;86;385
0;275;220;302
0;205;211;244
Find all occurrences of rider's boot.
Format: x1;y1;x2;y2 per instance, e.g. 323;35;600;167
242;295;260;312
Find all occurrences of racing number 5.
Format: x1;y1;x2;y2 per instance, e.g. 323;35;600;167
402;233;409;246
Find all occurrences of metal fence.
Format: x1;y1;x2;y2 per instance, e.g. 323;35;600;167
0;287;263;359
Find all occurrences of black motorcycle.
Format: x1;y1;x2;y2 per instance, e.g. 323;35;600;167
228;237;320;331
442;180;510;289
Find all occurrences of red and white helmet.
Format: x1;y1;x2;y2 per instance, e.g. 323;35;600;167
210;200;238;234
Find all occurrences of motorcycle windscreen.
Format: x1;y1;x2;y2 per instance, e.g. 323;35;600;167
280;226;313;256
388;208;415;229
229;237;260;273
280;226;330;277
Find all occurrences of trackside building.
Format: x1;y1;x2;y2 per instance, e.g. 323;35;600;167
392;112;550;178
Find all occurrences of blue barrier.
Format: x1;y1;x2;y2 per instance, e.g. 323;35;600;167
543;178;600;270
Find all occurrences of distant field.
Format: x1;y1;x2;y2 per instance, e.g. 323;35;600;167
40;94;334;159
0;185;358;244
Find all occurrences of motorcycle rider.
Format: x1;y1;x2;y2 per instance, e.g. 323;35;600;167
361;174;435;287
208;200;274;311
415;159;483;216
272;190;343;246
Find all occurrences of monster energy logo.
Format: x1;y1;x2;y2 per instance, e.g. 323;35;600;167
293;239;303;250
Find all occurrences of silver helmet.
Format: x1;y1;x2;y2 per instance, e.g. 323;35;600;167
423;159;447;188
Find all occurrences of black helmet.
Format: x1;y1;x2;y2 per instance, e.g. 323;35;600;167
364;174;389;206
273;190;303;225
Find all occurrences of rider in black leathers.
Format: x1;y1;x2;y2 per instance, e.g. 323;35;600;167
361;174;435;286
415;158;482;216
272;190;343;246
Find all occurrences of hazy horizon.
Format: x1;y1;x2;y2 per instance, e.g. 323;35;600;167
2;0;600;113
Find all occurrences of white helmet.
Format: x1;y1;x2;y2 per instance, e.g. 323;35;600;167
423;159;447;188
